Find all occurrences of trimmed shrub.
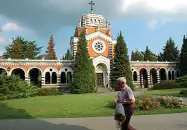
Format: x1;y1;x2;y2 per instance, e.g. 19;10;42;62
37;88;62;96
150;80;181;90
176;75;187;87
179;90;187;95
0;73;37;100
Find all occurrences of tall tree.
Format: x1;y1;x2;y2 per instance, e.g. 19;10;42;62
63;49;72;60
5;36;42;59
45;34;57;60
71;33;96;94
159;37;179;61
142;46;157;61
131;49;144;61
110;32;134;90
179;35;187;76
12;41;21;59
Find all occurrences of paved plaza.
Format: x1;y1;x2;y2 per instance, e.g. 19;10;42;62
0;113;187;130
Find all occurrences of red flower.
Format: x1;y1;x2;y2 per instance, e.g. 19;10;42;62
157;102;160;105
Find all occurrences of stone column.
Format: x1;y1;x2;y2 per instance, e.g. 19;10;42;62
57;75;61;87
25;76;30;84
147;72;151;88
157;71;161;83
137;73;140;87
166;71;169;80
140;74;144;88
41;76;45;87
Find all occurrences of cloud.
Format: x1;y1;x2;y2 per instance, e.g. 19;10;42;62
1;23;22;32
122;0;187;20
0;34;12;54
147;19;158;30
0;0;123;36
0;34;12;45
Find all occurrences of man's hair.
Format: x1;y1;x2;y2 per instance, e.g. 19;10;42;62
117;77;126;83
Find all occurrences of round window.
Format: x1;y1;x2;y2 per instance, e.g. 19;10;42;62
92;40;106;54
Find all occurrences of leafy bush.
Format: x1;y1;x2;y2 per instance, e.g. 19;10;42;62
0;73;37;100
150;80;182;90
179;90;187;95
37;88;62;96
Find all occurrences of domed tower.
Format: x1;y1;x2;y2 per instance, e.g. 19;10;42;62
70;1;117;88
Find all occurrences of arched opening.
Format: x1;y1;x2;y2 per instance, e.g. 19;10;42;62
168;71;172;80
52;72;57;84
150;68;157;85
45;72;50;84
95;63;108;87
133;71;137;81
160;68;166;81
11;68;25;80
172;71;175;80
29;68;41;87
0;68;7;75
140;68;148;88
67;72;72;83
176;71;180;78
61;72;66;84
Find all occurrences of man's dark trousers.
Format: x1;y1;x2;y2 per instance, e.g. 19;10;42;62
121;104;135;130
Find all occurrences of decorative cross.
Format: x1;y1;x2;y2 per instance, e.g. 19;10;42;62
89;1;95;13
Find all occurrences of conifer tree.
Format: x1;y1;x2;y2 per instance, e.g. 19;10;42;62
71;33;96;94
12;41;21;59
110;32;134;90
179;35;187;76
159;37;179;61
45;34;57;60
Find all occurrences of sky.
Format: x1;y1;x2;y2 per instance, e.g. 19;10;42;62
0;0;187;59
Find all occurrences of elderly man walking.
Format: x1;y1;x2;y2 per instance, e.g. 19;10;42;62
115;77;136;130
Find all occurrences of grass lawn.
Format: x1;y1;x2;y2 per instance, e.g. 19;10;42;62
144;88;187;97
0;93;187;119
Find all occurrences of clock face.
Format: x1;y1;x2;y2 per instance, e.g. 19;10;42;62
92;40;106;54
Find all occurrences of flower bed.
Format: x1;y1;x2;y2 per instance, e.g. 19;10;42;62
135;94;187;111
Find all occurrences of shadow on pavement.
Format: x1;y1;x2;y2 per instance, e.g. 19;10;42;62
0;102;92;130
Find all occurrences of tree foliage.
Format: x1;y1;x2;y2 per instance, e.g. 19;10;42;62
71;33;96;94
131;49;144;61
110;32;134;90
158;37;179;61
5;36;43;59
62;49;72;60
179;35;187;76
45;34;57;60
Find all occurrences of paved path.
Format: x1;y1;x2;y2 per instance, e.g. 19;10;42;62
0;113;187;130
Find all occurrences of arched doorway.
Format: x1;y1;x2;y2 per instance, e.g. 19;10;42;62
160;68;166;81
45;72;50;84
172;71;175;80
140;68;148;88
67;72;72;83
150;68;157;85
95;63;108;87
133;71;138;81
11;68;25;80
176;71;180;78
0;68;7;75
28;68;42;87
61;72;66;84
52;72;57;84
168;71;172;80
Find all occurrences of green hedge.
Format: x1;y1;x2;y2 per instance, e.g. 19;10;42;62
150;80;182;90
0;73;37;100
37;88;62;96
176;75;187;87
